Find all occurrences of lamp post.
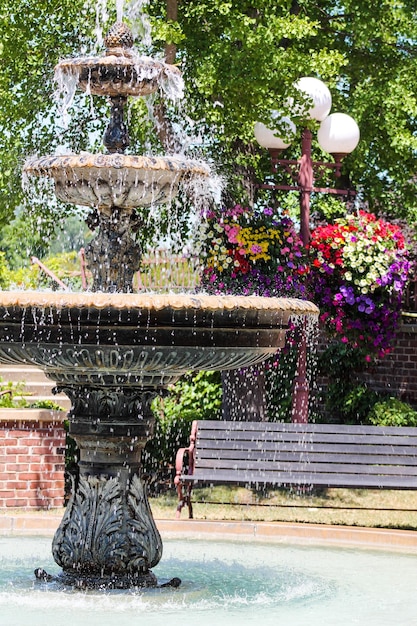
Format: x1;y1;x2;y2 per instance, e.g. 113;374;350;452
254;77;360;422
255;77;360;245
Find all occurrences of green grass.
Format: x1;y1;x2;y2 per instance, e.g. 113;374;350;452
149;485;417;530
1;485;416;531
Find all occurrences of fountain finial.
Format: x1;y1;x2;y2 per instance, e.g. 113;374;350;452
105;22;134;53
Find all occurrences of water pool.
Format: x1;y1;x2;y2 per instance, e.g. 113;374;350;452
1;536;416;626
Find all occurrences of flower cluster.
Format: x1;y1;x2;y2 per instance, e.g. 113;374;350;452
199;205;308;297
309;211;411;359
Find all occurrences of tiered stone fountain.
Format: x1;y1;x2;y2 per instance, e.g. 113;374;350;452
0;22;318;588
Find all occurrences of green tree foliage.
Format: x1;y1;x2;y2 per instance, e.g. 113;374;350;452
0;1;416;240
0;1;101;228
149;0;417;217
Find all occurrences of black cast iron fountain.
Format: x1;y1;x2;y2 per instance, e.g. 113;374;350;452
0;21;318;588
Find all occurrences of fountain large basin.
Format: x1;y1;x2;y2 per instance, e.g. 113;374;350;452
1;535;416;626
0;291;320;588
0;292;318;388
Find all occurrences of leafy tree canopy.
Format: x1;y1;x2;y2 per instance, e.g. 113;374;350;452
150;0;417;218
0;1;99;227
0;0;416;255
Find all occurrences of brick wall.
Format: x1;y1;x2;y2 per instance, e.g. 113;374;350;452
0;410;66;509
316;322;417;413
361;323;417;406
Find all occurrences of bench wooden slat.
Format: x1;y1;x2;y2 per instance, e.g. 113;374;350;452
197;429;417;447
183;469;417;489
197;420;417;437
196;440;417;456
199;449;417;466
196;458;417;476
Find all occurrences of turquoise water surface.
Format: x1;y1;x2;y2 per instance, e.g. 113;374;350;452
1;536;416;626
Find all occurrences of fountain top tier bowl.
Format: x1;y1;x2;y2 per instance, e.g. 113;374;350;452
55;21;182;98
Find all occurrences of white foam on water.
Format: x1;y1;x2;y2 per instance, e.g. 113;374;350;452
1;537;417;626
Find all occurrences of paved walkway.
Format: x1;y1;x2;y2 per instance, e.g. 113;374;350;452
1;509;417;553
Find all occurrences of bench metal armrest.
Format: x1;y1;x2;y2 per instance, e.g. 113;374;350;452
174;420;198;519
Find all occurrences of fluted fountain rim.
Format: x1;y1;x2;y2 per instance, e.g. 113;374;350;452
0;291;319;315
23;153;210;178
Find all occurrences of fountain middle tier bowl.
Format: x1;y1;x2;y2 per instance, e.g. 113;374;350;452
0;292;318;388
23;153;210;209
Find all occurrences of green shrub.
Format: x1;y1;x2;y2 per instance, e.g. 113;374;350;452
36;251;83;291
0;252;10;288
7;265;39;289
143;370;222;487
338;384;380;424
152;370;222;423
6;251;82;291
29;399;65;411
317;342;381;423
0;378;66;410
367;398;417;427
0;378;29;408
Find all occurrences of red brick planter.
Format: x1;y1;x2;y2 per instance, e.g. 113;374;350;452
0;409;66;509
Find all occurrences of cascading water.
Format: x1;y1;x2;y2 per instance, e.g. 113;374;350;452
0;12;318;589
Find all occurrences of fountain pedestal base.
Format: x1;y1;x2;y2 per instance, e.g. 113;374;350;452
49;386;168;589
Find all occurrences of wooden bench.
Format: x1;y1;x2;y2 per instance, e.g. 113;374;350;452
174;419;417;518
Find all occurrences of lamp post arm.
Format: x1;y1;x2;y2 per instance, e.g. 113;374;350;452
299;128;313;246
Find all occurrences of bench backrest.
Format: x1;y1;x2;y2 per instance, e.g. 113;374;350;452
192;420;417;489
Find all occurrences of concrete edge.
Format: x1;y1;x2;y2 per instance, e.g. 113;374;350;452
0;408;66;422
1;511;417;553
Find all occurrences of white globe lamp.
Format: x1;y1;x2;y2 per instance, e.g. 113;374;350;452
295;77;332;122
254;114;296;150
317;112;360;155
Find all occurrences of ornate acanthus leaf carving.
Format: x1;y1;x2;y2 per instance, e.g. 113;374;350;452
127;474;162;570
55;385;157;419
53;476;125;574
52;473;162;577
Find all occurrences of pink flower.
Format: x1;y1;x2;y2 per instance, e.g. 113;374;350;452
225;224;241;243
